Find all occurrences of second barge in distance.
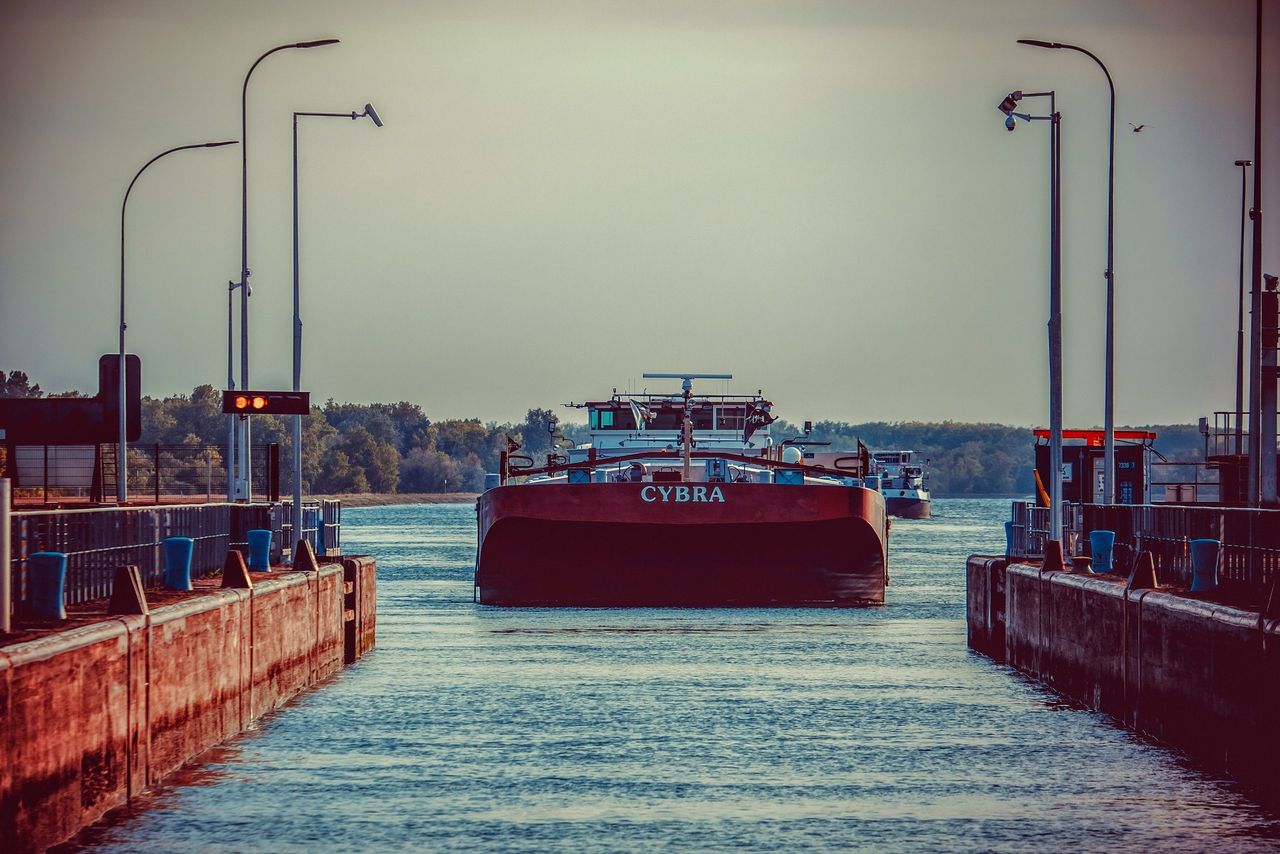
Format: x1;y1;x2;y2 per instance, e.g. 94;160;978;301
873;450;932;519
475;373;889;607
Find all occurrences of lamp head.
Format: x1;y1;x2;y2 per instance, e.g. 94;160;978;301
1017;39;1061;49
1005;115;1017;132
363;103;383;127
998;91;1023;116
296;38;340;48
1235;159;1253;167
206;140;239;148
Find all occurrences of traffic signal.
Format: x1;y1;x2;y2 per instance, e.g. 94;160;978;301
222;390;310;416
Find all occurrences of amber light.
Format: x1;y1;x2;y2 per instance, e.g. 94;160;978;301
235;395;250;410
252;396;267;410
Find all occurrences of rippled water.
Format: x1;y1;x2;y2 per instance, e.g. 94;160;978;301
74;499;1280;852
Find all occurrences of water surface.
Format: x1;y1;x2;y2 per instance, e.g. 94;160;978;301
73;499;1280;852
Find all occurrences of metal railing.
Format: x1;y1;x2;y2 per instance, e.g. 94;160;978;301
3;443;282;506
1081;503;1280;598
1007;500;1280;603
1008;500;1051;558
7;498;340;612
1148;461;1221;505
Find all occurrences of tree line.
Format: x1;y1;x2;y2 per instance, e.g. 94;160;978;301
2;369;1206;496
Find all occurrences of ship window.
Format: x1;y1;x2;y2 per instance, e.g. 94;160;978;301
716;407;746;430
649;408;682;430
589;410;599;429
600;410;614;428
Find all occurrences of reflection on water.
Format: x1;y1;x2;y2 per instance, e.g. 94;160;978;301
69;499;1280;853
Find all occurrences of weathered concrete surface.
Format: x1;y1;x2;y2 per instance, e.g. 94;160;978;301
965;556;1005;658
347;556;377;662
0;558;375;852
967;554;1280;797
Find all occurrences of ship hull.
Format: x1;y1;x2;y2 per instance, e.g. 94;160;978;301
885;496;931;519
476;483;888;606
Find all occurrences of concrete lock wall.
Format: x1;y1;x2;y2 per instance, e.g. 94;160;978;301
967;555;1280;793
0;559;376;852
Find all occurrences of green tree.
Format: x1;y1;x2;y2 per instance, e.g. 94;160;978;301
0;370;43;398
520;408;557;456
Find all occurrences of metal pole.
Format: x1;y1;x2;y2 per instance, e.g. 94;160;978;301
119;141;236;505
289;104;379;548
1049;93;1064;541
227;282;237;502
1;478;10;634
293;112;303;553
1016;40;1115;504
1253;3;1274;507
1236;160;1252;457
238;39;339;502
1247;0;1267;505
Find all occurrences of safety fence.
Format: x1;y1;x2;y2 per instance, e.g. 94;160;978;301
3;443;281;506
1080;503;1280;599
1007;500;1280;603
6;499;341;611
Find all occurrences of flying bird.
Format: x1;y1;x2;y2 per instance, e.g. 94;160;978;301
1129;123;1147;133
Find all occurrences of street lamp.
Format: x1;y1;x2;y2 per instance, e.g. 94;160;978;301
1018;39;1117;505
999;89;1065;542
118;140;237;504
290;103;383;553
1234;159;1253;457
236;37;340;502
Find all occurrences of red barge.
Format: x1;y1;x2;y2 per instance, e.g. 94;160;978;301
475;374;889;606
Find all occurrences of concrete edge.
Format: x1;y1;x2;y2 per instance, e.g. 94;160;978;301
1;619;132;668
1009;560;1279;638
250;570;311;598
148;588;248;626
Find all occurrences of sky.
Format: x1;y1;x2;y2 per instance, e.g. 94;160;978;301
1;0;1277;428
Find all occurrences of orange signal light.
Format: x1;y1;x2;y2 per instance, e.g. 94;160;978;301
222;389;310;415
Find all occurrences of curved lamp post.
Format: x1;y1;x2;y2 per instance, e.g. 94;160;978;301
1000;89;1065;542
290;103;383;552
235;38;339;502
118;140;238;504
1017;39;1116;505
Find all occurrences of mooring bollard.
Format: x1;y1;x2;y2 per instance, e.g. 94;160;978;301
162;537;195;591
28;552;68;620
1189;539;1220;592
247;529;273;571
1089;530;1116;574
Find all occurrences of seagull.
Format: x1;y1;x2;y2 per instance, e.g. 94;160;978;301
1129;122;1147;133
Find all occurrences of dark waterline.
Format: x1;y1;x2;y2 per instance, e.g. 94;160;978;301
67;499;1280;852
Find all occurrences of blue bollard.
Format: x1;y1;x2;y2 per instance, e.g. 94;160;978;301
247;529;273;571
28;552;67;620
1089;530;1116;573
162;537;195;591
1190;539;1220;592
1004;521;1015;556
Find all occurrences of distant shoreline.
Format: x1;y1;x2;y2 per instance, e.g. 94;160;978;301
314;492;480;508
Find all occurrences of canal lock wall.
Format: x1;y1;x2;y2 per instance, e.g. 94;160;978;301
967;555;1280;796
0;556;376;852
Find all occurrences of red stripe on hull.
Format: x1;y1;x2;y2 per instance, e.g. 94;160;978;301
476;483;888;606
